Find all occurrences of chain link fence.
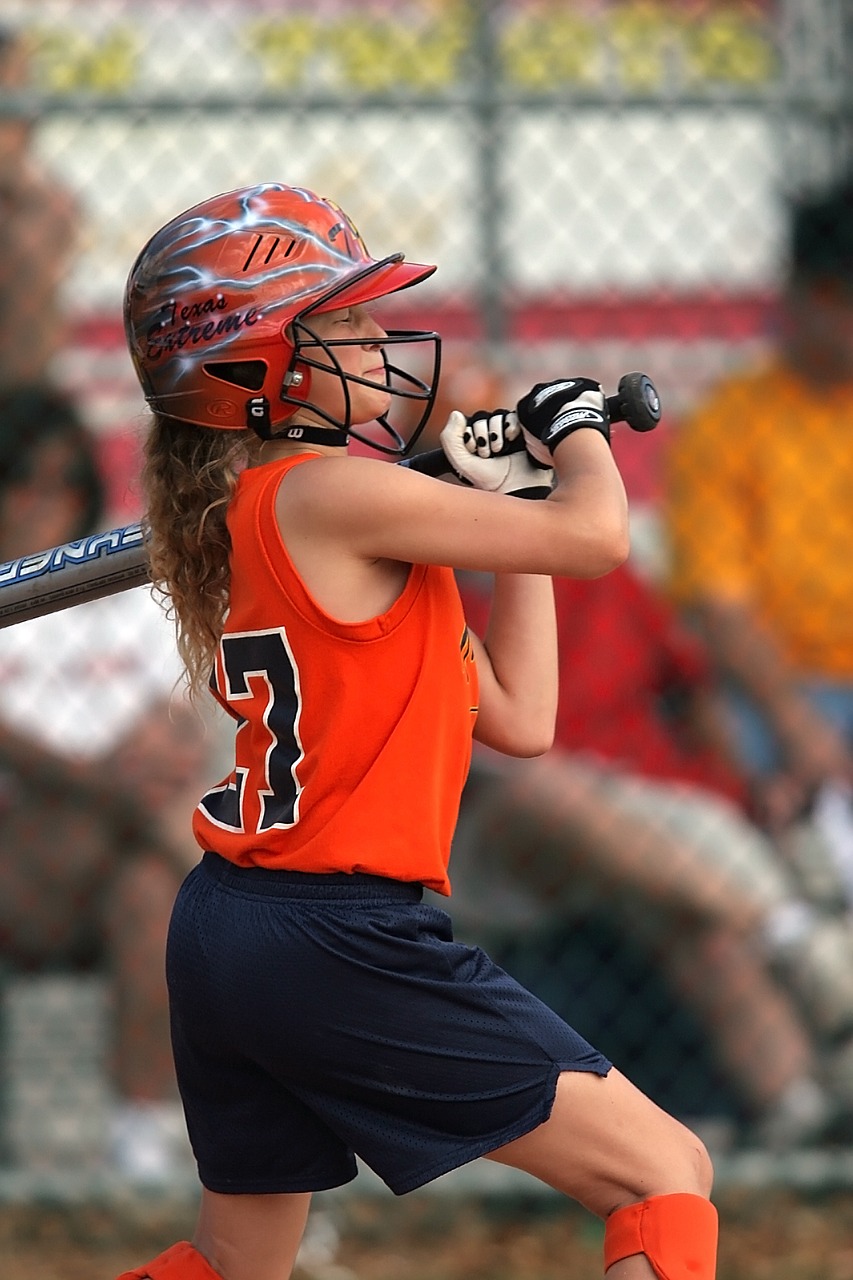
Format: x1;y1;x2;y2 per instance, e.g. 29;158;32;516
1;0;853;1194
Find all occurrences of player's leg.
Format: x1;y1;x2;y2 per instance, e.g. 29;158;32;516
194;1190;313;1280
486;1067;717;1279
116;1190;312;1280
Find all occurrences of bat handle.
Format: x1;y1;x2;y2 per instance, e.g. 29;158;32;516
401;371;662;476
397;449;446;476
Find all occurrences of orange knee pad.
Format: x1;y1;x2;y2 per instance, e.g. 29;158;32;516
604;1193;718;1279
116;1241;224;1280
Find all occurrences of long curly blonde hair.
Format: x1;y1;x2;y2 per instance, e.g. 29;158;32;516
142;415;259;698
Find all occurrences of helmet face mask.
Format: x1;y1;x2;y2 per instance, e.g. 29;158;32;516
124;183;440;455
283;306;441;455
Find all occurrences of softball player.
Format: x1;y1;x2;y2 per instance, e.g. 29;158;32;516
117;183;717;1280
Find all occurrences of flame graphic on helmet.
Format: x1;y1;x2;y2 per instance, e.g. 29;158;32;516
124;184;438;447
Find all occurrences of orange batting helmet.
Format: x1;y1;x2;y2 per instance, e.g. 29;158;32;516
124;183;440;454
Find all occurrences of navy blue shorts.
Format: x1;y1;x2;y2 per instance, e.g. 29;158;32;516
166;852;611;1196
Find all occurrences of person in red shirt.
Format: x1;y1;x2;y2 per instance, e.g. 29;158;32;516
456;562;853;1150
115;183;717;1280
550;563;746;801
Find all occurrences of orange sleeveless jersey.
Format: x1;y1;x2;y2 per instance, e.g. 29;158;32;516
192;454;479;894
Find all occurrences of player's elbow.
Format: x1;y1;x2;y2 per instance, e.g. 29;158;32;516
594;529;631;576
571;518;630;579
511;725;555;758
480;716;555;759
602;509;631;566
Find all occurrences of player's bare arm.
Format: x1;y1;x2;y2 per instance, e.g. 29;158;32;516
465;573;559;757
276;430;629;581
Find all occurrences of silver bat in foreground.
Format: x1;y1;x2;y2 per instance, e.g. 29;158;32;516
0;523;149;627
0;373;662;628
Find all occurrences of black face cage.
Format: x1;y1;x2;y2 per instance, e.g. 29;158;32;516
278;316;442;456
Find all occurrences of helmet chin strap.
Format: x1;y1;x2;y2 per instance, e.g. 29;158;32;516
246;395;348;448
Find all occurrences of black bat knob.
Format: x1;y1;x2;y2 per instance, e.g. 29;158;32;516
606;372;661;433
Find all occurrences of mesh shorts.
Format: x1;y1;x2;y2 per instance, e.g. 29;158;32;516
166;852;611;1196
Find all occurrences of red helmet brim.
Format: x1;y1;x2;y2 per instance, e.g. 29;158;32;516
312;256;436;314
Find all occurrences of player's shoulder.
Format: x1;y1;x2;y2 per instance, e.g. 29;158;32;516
274;451;415;542
283;450;411;501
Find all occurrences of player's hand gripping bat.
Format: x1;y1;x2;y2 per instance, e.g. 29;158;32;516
0;372;661;628
400;370;660;477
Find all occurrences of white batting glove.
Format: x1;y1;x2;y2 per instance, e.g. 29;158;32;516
439;409;554;499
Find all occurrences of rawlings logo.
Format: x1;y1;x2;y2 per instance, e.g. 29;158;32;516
208;399;238;419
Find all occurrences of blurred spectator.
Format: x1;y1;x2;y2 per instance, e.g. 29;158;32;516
0;25;79;391
0;387;212;1181
665;177;853;865
454;564;853;1148
0;24;214;1185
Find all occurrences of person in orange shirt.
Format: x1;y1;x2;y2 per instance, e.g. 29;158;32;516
666;178;853;837
115;184;717;1280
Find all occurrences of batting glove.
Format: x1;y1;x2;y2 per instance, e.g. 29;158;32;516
516;378;610;465
439;408;554;499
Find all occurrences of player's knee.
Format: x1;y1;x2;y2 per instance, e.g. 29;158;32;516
612;1119;713;1210
671;1120;714;1197
656;1120;714;1199
694;1132;715;1197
